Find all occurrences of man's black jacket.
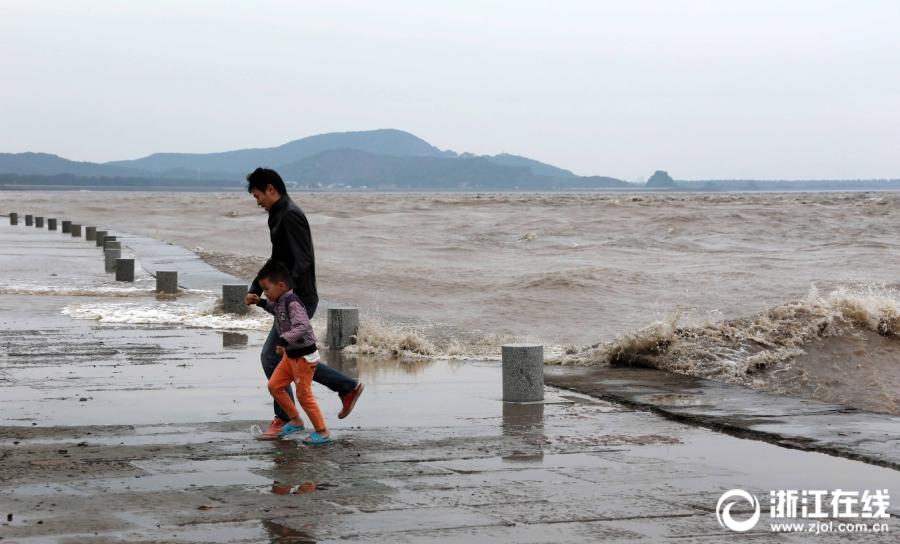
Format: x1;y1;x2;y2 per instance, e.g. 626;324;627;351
249;195;318;307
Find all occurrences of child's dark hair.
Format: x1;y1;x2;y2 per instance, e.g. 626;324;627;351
256;261;291;285
246;167;287;196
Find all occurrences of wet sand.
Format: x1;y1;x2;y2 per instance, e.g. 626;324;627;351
3;220;900;541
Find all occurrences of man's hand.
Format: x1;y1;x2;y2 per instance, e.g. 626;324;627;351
245;293;260;305
275;345;285;356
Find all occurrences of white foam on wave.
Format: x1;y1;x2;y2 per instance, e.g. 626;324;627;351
62;298;272;331
552;283;900;382
342;316;566;361
0;283;152;297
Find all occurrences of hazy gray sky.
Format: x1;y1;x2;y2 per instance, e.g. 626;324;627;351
1;1;898;179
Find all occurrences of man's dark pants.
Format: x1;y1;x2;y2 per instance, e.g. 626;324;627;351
261;302;358;422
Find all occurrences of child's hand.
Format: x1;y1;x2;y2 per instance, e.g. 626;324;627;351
275;346;285;355
245;293;260;305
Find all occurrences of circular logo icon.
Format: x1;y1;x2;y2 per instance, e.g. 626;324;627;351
716;489;761;532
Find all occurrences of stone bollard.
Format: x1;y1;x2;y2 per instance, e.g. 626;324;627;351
47;218;57;230
501;344;544;402
61;220;71;233
326;307;359;350
222;285;249;315
115;259;135;282
104;248;121;273
156;271;178;294
101;235;117;249
25;214;33;226
94;231;107;247
9;213;18;225
104;240;121;252
35;217;44;228
70;224;82;237
85;226;97;241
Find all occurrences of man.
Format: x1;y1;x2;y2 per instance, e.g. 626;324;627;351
244;167;364;440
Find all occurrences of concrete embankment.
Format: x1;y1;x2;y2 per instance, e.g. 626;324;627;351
547;365;900;470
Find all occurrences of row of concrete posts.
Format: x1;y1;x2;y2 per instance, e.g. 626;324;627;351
7;210;175;290
9;211;542;392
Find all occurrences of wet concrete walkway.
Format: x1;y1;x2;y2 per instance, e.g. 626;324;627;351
2;220;900;542
105;231;244;291
546;366;900;470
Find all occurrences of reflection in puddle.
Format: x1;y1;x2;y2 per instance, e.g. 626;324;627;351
646;393;708;407
323;351;458;382
502;402;545;463
259;518;316;542
222;331;249;348
270;481;336;495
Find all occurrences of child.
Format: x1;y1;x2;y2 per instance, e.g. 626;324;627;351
247;262;333;445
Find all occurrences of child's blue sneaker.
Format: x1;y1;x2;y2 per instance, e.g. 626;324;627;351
279;422;305;438
303;432;334;445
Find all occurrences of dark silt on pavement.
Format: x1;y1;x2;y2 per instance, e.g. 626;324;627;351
2;221;900;543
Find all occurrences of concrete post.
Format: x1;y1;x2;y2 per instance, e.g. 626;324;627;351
156;271;178;294
85;226;97;241
502;344;544;402
101;235;117;249
104;248;121;273
34;217;44;228
25;214;33;226
115;258;135;282
104;240;121;251
9;213;17;225
47;218;57;230
326;307;359;350
94;231;107;247
70;224;82;237
222;285;249;315
61;220;71;233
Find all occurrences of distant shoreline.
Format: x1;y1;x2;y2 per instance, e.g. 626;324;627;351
4;184;900;194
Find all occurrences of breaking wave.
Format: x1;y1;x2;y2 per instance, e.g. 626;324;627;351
62;297;274;331
552;285;900;386
342;317;555;360
0;283;153;297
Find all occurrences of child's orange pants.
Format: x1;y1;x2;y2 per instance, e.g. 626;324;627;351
267;354;326;433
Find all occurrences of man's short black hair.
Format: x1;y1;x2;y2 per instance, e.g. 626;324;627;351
246;167;287;196
256;260;292;286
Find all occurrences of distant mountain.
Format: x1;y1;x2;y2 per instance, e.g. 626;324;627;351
0;129;625;190
282;149;534;188
574;176;633;188
675;178;900;191
480;153;576;179
646;170;676;188
106;129;451;177
0;152;148;178
0;172;238;190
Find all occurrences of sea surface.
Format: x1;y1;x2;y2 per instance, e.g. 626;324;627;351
3;190;899;415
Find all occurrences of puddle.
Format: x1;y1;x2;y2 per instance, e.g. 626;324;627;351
0;430;250;448
259;519;316;543
647;393;709;407
11;457;272;496
4;519;318;544
223;331;249;348
270;481;337;495
502;402;546;462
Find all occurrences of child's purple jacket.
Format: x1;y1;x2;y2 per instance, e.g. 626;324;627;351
257;290;318;357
